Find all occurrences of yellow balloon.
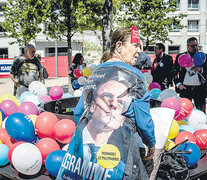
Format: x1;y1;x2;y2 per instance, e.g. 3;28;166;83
28;115;38;135
0;94;20;107
0;139;2;144
165;139;175;150
82;67;92;77
177;120;188;126
168;120;179;139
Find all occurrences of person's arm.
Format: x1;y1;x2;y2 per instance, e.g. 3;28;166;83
10;72;20;87
39;68;43;82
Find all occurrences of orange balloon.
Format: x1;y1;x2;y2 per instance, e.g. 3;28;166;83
175;98;193;121
175;131;196;145
0;128;10;144
36;137;61;164
5;137;17;149
35;112;59;139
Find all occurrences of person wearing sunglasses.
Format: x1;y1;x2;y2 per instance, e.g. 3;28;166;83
172;37;207;113
10;44;43;97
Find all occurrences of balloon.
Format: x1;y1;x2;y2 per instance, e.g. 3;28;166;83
49;86;63;100
193;52;206;66
178;54;193;67
61;93;73;99
28;115;38;135
175;98;193;121
18;101;39;115
77;76;87;86
62;144;69;151
73;69;83;79
53;119;76;144
5;137;17;149
0;128;10;143
194;129;207;149
73;89;82;97
1;117;7;129
5;112;35;143
8;141;25;164
0;100;18;117
158;89;180;102
12;143;42;175
143;72;153;85
0;144;9;166
0;109;5;122
82;67;92;77
177;143;201;167
36;138;61;164
35;112;58;139
175;131;196;144
149;82;161;90
168;120;179;139
45;150;66;177
149;88;161;100
29;81;48;98
177;120;188;126
72;79;81;89
19;91;42;107
40;95;52;103
179;125;195;134
0;94;20;107
188;110;207;131
165;139;175;150
161;97;181;118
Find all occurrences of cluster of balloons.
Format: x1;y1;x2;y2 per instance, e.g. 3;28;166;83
178;52;206;68
0;92;76;177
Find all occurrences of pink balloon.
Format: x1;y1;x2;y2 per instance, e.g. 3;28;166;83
40;95;52;103
161;97;181;118
149;82;161;90
178;54;193;67
0;100;18;117
18;101;39;115
49;86;63;100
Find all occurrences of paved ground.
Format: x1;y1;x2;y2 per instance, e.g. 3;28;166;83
0;77;69;97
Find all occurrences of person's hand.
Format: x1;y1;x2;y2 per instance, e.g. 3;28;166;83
142;146;155;161
178;84;186;90
191;66;201;72
14;79;20;87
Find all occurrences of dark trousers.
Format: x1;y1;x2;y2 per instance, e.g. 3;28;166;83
180;84;206;113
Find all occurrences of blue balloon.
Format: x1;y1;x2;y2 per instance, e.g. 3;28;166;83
0;144;9;166
5;112;35;143
72;79;81;89
193;52;206;66
149;88;161;100
0;109;5;122
45;150;66;177
62;93;73;99
179;125;195;134
177;143;201;167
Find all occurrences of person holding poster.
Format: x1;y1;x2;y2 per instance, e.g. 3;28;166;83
57;26;155;179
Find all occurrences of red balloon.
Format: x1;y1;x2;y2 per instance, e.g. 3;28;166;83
8;141;25;164
36;137;61;164
175;131;196;145
5;137;17;149
35;112;59;139
53;119;76;144
175;98;193;121
194;129;207;149
0;128;10;143
73;69;83;79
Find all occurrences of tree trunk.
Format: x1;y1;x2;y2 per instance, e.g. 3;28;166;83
102;0;113;52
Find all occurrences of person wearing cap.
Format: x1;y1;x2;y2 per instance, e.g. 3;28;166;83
172;37;207;113
151;43;173;90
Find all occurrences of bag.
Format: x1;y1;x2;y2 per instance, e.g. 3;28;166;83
43;67;49;79
156;139;190;180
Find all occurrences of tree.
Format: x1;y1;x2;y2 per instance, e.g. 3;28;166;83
115;0;186;50
2;0;47;47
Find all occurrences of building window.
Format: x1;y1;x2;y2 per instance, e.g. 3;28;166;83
188;0;199;11
188;20;199;32
168;46;180;54
170;21;180;32
45;47;68;57
143;46;155;54
0;48;8;58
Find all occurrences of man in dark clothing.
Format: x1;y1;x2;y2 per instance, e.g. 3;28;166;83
172;37;207;113
151;43;173;90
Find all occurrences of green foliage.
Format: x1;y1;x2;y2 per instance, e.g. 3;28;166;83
2;0;47;46
83;40;102;54
115;0;186;49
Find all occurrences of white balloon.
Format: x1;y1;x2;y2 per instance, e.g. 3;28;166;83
158;89;180;102
1;117;7;128
188;110;207;131
29;81;47;98
77;76;87;86
62;144;69;151
143;72;153;85
73;89;82;97
12;143;42;175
